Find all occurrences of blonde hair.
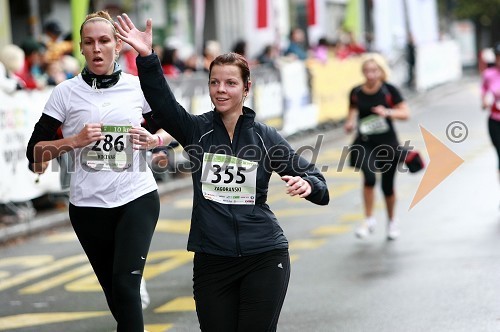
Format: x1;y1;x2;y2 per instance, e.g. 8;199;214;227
0;44;25;72
79;11;116;39
361;52;391;81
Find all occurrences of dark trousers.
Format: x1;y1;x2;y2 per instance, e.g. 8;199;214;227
351;143;399;196
193;249;290;332
69;190;159;331
489;118;500;170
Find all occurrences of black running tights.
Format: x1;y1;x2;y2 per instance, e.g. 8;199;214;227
69;190;159;331
193;249;291;332
489;118;500;170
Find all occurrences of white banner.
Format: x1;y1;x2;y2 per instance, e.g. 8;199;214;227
451;20;477;67
0;89;61;203
406;0;439;46
415;40;462;91
373;0;406;58
279;60;318;136
373;0;439;59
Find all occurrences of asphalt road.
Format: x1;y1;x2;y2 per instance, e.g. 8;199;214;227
1;74;499;331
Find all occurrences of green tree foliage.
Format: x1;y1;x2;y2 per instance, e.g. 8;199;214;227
438;0;500;46
438;0;500;20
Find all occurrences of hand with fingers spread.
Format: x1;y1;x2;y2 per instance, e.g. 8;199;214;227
281;175;312;198
75;123;104;148
128;126;159;150
115;14;153;57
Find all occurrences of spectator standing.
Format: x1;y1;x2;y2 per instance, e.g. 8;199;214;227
44;60;67;86
406;33;416;89
284;27;308;60
232;39;247;57
202;40;221;72
18;39;47;89
0;44;26;93
313;37;330;63
41;21;72;64
161;47;182;78
117;42;138;75
256;44;279;68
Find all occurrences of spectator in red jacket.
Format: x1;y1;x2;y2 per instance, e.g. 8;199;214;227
18;39;47;90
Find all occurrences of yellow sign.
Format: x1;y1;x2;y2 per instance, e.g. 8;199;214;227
0;0;12;47
307;56;364;123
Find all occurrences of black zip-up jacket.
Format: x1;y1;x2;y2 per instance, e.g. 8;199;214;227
137;54;329;257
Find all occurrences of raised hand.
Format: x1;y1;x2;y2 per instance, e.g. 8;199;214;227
115;13;153;57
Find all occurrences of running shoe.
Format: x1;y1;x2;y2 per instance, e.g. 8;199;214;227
140;277;150;310
355;217;376;239
387;219;400;240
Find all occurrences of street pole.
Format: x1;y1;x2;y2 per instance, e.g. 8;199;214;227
28;0;41;40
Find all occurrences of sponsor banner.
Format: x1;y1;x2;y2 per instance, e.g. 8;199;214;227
307;56;364;123
0;89;61;203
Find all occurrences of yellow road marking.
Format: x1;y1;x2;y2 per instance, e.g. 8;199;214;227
155;296;195;313
331;183;359;198
145;324;175;331
156;219;191;234
143;250;194;280
0;255;87;292
310;225;351;236
325;170;361;178
173;198;193;209
0;256;53;268
20;264;93;294
0;311;108;330
339;213;364;223
64;250;195;292
274;208;328;218
65;273;101;292
289;239;326;250
266;182;357;204
43;232;77;243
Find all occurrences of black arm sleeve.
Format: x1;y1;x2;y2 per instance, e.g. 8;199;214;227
136;53;197;147
143;111;162;134
267;128;330;206
26;113;62;164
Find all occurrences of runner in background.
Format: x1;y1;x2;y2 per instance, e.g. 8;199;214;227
115;14;329;332
481;42;500;205
26;11;171;331
344;53;410;240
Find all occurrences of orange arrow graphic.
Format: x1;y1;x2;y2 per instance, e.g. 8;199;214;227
409;125;464;210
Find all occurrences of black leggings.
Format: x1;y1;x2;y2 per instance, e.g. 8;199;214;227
353;143;399;196
489;118;500;170
193;249;291;332
69;190;159;331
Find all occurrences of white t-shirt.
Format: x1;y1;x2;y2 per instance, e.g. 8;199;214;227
43;73;158;208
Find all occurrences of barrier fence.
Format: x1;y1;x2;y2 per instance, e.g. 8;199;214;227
1;42;461;205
